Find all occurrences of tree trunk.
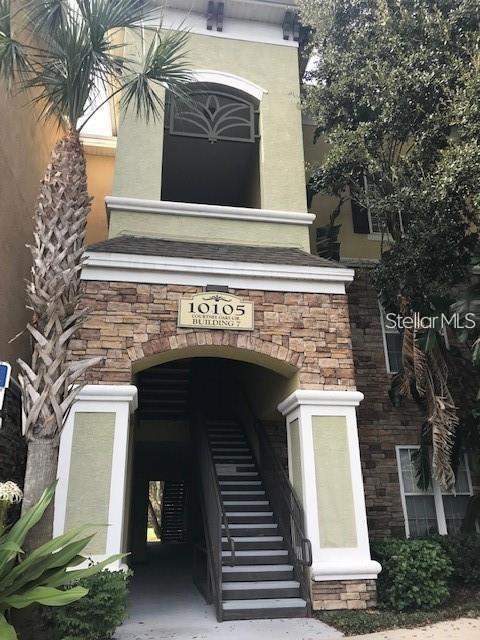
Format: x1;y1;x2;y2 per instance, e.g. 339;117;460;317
21;441;59;552
18;130;100;551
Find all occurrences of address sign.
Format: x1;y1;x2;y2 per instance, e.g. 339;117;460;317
178;292;254;331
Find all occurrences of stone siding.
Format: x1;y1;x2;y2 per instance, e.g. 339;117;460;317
347;266;426;539
70;282;356;390
312;579;377;610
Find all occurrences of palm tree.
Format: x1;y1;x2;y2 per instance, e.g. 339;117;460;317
0;0;192;549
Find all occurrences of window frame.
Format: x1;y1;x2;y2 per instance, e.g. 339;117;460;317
395;445;474;537
361;175;404;239
378;301;402;374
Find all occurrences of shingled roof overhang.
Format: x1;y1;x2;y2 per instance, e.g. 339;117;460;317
83;235;354;294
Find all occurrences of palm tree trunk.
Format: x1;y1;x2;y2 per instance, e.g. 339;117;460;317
18;129;100;552
21;442;59;548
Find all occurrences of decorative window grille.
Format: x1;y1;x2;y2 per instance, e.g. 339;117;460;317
166;90;259;144
378;302;402;374
396;446;474;537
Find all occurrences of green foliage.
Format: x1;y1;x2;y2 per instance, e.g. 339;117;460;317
435;533;480;585
0;485;123;639
49;570;131;640
0;0;192;129
300;0;480;313
316;204;342;261
315;588;480;636
372;539;452;611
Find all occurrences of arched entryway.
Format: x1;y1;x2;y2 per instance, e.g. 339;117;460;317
124;349;312;620
127;351;295;559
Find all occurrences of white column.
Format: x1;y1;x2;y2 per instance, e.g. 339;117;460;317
278;389;381;582
54;385;138;569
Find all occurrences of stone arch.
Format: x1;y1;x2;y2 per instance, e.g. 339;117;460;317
129;331;303;379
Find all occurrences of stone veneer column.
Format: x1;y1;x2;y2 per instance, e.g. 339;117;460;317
54;385;138;569
278;390;381;610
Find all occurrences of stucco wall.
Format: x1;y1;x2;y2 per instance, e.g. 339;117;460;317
0;91;57;374
108;209;309;250
85;151;115;245
113;30;307;214
302;124;382;261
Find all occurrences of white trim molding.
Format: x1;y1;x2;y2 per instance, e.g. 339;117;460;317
82;251;355;295
74;384;138;409
159;7;298;48
191;69;268;101
279;388;381;583
278;389;364;415
105;197;315;226
81;134;117;156
54;384;138;571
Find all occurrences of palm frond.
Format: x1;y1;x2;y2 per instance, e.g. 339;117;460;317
24;18;95;125
120;28;192;123
412;422;432;491
24;0;72;35
0;0;30;89
77;0;158;32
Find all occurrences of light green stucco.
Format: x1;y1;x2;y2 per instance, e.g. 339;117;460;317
312;416;357;548
64;412;116;555
109;210;309;250
289;419;303;504
112;29;308;245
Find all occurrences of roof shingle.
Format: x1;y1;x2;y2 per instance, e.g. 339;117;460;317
87;235;342;269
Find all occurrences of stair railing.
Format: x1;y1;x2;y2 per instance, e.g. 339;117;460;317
236;384;313;613
193;416;236;622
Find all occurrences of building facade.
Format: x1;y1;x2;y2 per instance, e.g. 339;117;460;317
0;64;58;487
53;0;477;621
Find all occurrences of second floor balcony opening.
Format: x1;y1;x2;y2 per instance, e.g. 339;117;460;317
161;83;261;208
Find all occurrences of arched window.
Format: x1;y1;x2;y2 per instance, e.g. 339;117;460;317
161;84;261;208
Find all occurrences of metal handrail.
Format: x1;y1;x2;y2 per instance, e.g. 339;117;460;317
201;423;237;564
193;416;235;622
236;383;313;612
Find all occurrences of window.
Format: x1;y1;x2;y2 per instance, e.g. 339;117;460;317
396;446;473;537
379;302;402;374
350;174;404;237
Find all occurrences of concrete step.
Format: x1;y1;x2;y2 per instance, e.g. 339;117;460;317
208;433;248;446
222;598;307;620
223;501;270;512
223;523;279;536
226;512;274;524
222;536;284;550
222;580;300;600
222;549;289;565
213;455;254;461
222;564;295;582
217;472;259;481
221;491;266;500
219;481;262;490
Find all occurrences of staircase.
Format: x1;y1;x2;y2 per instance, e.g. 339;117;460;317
206;420;308;621
160;481;187;543
138;362;190;420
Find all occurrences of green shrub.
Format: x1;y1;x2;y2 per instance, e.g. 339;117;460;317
372;539;452;611
0;483;122;640
435;533;480;586
51;570;131;640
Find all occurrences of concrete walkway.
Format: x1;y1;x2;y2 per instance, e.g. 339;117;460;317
115;543;340;640
116;544;480;640
349;617;480;640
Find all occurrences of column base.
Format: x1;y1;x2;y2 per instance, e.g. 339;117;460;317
312;578;377;611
